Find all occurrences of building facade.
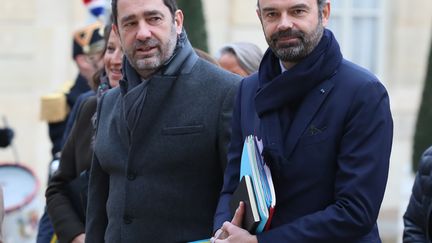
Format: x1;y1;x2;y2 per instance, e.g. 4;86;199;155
0;0;431;242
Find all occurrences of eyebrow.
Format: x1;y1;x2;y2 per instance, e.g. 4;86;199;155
261;7;275;13
290;3;310;10
143;10;165;17
119;10;165;24
261;3;310;13
120;14;136;24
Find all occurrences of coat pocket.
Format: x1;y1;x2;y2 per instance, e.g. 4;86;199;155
298;126;329;146
162;124;205;135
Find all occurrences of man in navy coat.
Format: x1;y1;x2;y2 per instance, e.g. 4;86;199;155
213;0;393;242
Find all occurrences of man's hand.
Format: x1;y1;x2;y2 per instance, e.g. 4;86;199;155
211;202;257;243
214;221;258;243
71;233;85;243
231;201;245;227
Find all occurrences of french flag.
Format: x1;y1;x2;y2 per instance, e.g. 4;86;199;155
83;0;106;18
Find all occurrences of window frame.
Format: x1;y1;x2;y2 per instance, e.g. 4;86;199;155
328;0;388;82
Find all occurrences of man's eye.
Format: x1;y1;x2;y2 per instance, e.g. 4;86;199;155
123;22;136;28
148;16;162;23
266;12;277;18
293;9;306;16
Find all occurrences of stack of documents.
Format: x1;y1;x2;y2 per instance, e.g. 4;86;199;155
230;135;276;233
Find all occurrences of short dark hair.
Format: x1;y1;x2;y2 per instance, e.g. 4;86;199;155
111;0;178;25
257;0;327;14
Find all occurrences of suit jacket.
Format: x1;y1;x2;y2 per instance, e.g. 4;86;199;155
46;96;96;243
214;59;393;242
403;146;432;242
85;35;241;243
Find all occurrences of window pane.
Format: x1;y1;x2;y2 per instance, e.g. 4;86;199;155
331;1;343;9
327;17;343;43
352;17;378;73
353;0;378;9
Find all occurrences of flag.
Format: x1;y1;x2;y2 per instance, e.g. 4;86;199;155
82;0;106;19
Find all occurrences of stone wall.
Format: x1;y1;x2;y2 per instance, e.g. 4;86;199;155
0;0;88;211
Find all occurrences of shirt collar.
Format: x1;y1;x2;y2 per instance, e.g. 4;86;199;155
279;60;288;73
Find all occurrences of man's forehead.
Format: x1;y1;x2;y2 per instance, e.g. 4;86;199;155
259;0;315;8
117;0;169;18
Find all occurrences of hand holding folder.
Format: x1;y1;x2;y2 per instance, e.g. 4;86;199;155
212;201;253;242
229;135;276;234
229;175;260;233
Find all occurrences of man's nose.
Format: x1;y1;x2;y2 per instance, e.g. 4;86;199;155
277;13;294;31
136;21;152;40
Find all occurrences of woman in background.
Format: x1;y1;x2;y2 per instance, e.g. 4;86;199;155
45;23;123;243
217;42;263;77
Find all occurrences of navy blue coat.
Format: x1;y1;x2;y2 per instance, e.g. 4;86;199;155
214;59;393;242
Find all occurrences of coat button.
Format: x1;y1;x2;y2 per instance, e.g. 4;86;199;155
123;215;133;224
127;173;136;181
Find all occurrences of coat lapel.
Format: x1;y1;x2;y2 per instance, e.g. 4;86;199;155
284;79;335;159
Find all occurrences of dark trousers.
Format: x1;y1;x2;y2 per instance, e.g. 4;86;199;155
36;209;54;243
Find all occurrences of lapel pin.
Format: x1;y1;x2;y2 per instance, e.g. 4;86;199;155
320;89;325;94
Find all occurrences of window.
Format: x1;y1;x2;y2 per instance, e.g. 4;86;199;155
327;0;386;78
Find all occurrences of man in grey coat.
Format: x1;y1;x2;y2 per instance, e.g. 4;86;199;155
84;0;241;242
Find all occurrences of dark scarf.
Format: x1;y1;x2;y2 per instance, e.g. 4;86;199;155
96;73;111;98
255;29;342;175
119;30;192;133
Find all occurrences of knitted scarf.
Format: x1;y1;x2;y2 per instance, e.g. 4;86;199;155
254;29;342;174
120;30;190;133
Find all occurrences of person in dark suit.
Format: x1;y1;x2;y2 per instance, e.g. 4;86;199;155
84;0;241;242
212;0;393;242
403;146;432;242
41;21;105;159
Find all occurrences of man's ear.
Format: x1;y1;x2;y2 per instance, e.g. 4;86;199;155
174;10;184;35
321;2;331;27
256;8;263;24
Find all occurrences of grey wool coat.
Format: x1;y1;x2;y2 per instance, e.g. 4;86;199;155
85;33;241;243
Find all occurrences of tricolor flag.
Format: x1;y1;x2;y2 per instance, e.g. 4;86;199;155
82;0;106;18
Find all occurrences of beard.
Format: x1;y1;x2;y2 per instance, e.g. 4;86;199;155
125;25;177;76
266;21;324;63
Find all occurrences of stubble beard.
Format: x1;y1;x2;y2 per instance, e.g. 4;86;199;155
267;18;324;63
125;25;177;78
